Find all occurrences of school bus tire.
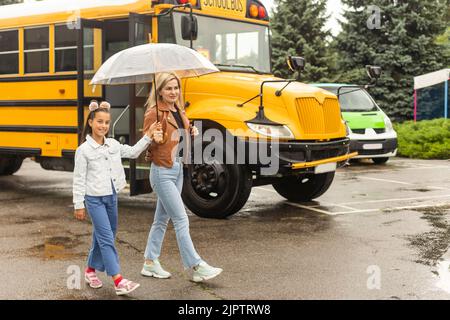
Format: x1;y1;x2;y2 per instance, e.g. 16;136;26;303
272;171;335;202
182;164;252;219
0;157;24;176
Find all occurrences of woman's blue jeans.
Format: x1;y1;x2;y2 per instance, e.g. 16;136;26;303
144;160;202;269
85;188;120;277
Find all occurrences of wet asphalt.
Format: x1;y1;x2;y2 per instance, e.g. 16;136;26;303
0;157;449;300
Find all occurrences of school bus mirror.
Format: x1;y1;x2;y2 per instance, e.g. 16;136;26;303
287;56;305;73
181;15;198;41
366;65;382;80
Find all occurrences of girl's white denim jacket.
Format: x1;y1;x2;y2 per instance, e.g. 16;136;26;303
73;134;151;210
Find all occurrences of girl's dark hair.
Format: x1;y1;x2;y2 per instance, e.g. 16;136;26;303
81;100;111;142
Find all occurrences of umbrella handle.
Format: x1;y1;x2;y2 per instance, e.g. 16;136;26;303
154;75;159;122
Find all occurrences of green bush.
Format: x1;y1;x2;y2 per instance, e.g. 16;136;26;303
393;118;450;159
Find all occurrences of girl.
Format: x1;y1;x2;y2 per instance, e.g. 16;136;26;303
73;100;160;296
141;72;223;282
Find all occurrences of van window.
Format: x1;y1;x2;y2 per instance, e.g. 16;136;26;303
24;27;49;73
0;30;19;74
323;87;378;112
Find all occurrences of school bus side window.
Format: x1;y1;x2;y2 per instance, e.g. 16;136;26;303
0;30;19;75
24;26;49;73
55;25;77;72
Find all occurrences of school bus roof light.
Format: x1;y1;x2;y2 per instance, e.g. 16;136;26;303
247;1;269;21
249;4;259;18
176;0;197;5
258;6;267;19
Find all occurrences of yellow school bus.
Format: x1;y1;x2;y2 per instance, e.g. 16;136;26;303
0;0;356;218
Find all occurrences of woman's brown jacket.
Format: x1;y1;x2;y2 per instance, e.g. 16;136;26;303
142;102;191;168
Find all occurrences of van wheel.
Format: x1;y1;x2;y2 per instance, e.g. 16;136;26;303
372;157;389;164
182;163;252;219
272;172;335;202
0;157;24;176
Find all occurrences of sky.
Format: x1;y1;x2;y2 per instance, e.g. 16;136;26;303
260;0;344;36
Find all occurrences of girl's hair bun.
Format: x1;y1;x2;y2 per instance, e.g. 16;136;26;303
89;100;99;112
88;100;111;112
100;101;111;110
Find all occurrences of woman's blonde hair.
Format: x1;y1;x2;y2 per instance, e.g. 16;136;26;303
145;72;184;110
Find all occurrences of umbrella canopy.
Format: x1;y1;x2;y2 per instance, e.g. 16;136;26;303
90;43;219;85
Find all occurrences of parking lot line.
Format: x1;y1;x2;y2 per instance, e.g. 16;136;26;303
338;194;450;206
330;202;450;215
336;165;450;175
356;176;450;190
255;186;450;216
357;176;414;185
285;202;338;215
287;201;450;216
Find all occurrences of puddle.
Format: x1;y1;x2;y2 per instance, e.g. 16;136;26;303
29;236;83;260
407;205;450;266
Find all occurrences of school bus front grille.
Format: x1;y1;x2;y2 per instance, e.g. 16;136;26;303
295;97;342;135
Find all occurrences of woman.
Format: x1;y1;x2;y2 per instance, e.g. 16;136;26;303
141;72;223;282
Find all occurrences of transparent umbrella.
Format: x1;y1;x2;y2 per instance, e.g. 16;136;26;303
90;43;219;85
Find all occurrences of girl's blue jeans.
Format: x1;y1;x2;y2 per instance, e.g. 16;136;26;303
85;187;120;277
144;160;202;269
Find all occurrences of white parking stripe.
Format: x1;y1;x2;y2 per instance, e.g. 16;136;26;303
254;186;450;216
339;194;450;206
254;186;277;193
308;203;359;211
336;165;450;175
357;176;414;185
331;202;450;215
357;176;450;190
285;202;337;215
286;201;450;216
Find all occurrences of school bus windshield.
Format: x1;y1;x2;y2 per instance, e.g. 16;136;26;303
172;12;271;74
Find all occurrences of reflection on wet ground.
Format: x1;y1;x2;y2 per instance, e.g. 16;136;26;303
0;157;449;299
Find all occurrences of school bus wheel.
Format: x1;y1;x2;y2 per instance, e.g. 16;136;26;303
272;171;335;202
0;156;24;176
182;163;252;219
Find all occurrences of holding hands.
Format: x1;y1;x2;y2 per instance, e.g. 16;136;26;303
190;124;199;137
146;121;164;143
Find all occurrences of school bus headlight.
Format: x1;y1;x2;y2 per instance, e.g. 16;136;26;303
247;123;294;139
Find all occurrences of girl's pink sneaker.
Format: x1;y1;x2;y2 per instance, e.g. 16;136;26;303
85;271;103;289
115;278;140;296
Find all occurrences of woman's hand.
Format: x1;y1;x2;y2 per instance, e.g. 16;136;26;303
153;128;164;143
146;121;162;140
74;208;86;221
190;125;199;137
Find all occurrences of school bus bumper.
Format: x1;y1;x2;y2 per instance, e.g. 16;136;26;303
244;137;357;174
291;152;358;170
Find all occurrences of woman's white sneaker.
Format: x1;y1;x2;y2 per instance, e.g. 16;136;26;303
192;262;223;282
141;259;171;279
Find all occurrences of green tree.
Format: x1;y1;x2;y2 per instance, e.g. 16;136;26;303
334;0;449;121
270;0;333;82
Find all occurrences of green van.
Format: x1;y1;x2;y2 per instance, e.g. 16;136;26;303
312;84;398;164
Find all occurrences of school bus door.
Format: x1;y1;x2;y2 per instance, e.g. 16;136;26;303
128;13;152;195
